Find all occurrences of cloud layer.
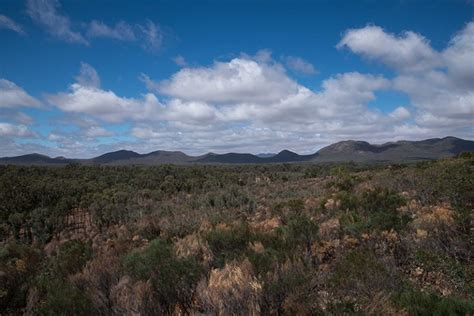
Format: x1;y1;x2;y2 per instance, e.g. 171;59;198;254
1;22;473;157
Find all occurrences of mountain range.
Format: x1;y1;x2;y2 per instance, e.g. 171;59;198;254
1;137;472;165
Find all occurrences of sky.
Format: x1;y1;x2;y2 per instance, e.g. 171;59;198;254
0;0;473;158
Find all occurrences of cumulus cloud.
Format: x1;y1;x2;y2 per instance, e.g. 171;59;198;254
156;57;300;104
47;64;163;123
337;25;441;72
285;56;317;75
443;22;474;89
0;14;25;35
10;22;472;157
0;122;34;137
26;0;88;44
389;106;411;120
0;79;40;108
339;22;474;133
47;84;162;123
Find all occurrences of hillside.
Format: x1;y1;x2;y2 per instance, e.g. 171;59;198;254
1;137;472;165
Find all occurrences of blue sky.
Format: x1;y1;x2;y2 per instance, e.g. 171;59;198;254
0;0;473;157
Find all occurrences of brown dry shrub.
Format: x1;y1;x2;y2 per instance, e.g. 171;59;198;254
319;217;340;239
248;241;265;254
110;276;158;315
312;239;341;263
410;203;458;251
250;217;282;233
173;233;213;267
196;258;262;315
324;198;340;211
365;291;406;315
411;203;455;230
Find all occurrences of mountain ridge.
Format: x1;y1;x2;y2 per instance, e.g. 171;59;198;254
1;137;473;165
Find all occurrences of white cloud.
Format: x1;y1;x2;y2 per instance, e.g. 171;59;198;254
26;0;88;44
389;106;411;120
12;22;472;157
0;79;40;108
337;25;441;72
47;84;163;123
339;22;474;134
138;20;163;51
285;56;317;75
87;20;135;41
47;63;164;122
165;99;218;124
75;62;101;88
443;22;474;90
84;126;113;138
156;57;300;104
0;122;34;137
172;55;187;67
0;14;25;35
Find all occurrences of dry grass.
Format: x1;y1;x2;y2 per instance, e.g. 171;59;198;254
196;258;262;315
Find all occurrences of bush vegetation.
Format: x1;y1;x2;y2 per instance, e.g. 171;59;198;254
0;156;472;314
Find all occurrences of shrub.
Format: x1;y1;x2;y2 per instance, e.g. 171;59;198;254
262;261;315;315
205;223;253;267
331;248;399;302
285;214;318;264
394;288;474;315
123;238;203;314
197;258;262;315
54;240;92;276
35;277;93;316
0;242;42;313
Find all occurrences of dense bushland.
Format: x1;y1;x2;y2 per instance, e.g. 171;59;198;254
0;157;473;315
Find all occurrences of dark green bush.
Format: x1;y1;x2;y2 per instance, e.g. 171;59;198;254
205;222;253;267
54;240;92;276
394;288;474;316
123;238;202;314
35;277;93;316
331;248;399;298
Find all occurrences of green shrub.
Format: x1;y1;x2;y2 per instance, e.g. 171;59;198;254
123;238;202;314
394;288;474;316
331;248;398;298
339;210;368;236
54;240;92;276
35;277;93;316
0;242;42;313
285;214;318;264
414;250;467;289
205;222;252;267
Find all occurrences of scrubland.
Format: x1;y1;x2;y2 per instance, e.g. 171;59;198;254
0;155;473;315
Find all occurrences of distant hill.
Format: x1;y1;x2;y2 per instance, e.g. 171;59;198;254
315;137;474;162
1;137;472;165
0;153;75;165
92;150;142;164
256;153;276;158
